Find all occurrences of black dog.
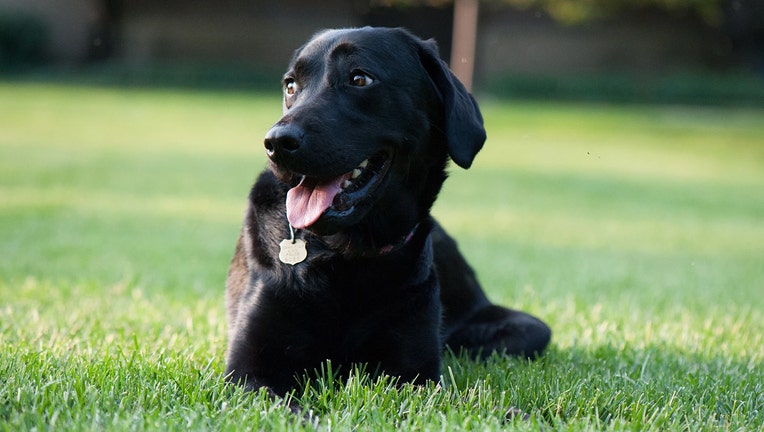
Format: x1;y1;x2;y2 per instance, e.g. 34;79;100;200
225;27;551;398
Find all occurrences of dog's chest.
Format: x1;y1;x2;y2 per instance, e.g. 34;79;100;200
269;257;435;351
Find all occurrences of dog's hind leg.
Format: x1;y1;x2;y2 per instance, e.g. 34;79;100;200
443;303;551;359
431;220;551;358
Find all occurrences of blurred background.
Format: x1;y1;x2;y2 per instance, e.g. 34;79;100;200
1;0;762;104
1;5;762;428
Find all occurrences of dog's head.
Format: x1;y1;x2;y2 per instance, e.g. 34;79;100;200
264;27;485;248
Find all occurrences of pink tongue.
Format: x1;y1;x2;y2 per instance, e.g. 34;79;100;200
286;174;348;229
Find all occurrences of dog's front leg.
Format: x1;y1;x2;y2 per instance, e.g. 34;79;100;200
225;360;303;414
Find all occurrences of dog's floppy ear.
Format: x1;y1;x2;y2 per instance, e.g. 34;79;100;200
416;38;486;169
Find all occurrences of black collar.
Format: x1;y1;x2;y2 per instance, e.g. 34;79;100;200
377;223;420;255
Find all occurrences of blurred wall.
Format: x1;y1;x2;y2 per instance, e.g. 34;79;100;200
478;6;727;78
118;0;364;69
0;0;102;64
2;0;760;79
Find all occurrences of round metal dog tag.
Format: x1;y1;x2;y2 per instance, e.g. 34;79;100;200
279;238;307;265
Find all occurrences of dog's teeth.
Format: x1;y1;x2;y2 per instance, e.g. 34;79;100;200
342;180;353;189
351;168;362;179
358;159;369;169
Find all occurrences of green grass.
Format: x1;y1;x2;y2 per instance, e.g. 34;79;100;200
1;81;762;431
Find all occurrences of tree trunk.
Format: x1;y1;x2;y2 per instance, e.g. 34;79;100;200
450;0;479;92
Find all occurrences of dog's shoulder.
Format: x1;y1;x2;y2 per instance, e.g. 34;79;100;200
249;170;289;211
239;170;290;269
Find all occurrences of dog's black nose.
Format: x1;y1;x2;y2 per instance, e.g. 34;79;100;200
264;123;303;158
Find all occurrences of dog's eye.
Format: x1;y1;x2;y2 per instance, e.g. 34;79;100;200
284;79;297;95
351;73;374;87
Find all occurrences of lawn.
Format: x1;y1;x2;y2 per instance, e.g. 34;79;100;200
1;82;762;431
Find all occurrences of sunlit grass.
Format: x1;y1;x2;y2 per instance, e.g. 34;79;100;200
1;82;762;430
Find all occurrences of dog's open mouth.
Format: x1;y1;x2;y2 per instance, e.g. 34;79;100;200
286;150;393;229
